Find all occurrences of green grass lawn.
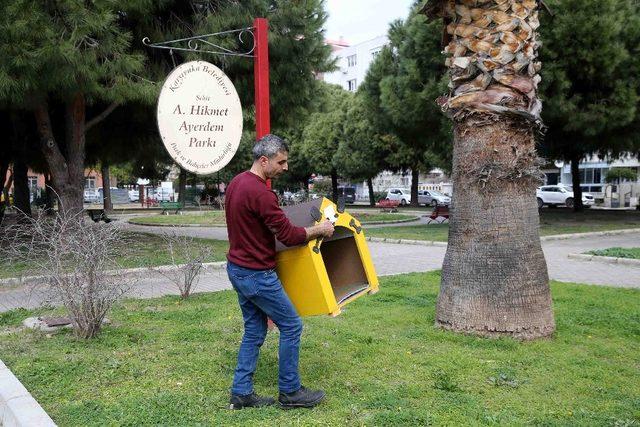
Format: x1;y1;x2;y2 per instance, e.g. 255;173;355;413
351;212;417;223
129;211;227;226
129;211;417;226
1;272;638;426
0;232;229;279
539;209;640;235
586;247;640;260
367;223;450;241
367;209;640;242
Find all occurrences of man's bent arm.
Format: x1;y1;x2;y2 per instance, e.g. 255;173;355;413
305;220;334;241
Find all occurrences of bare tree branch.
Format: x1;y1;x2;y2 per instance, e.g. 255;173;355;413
155;230;212;299
85;102;119;132
1;205;138;338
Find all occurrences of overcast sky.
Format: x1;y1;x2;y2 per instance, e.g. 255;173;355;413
323;0;415;45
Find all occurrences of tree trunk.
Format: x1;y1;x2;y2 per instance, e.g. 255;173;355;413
12;156;31;215
367;177;375;207
178;167;187;205
437;117;555;339
330;168;339;203
101;163;113;212
410;168;419;207
44;174;55;214
10;114;32;216
34;95;86;216
0;161;10;223
570;155;584;212
2;172;13;209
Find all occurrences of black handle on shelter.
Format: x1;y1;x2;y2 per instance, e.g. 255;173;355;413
310;206;323;253
349;218;362;234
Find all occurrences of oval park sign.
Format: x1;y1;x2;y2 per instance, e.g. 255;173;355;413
157;61;243;175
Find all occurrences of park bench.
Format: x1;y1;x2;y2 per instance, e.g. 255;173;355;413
426;203;449;224
86;208;112;223
160;201;183;215
375;199;400;213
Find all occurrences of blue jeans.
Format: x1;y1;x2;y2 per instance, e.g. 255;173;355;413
227;261;303;395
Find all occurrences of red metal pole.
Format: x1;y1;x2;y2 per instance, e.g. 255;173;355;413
253;17;271;190
254;18;270;139
254;18;275;330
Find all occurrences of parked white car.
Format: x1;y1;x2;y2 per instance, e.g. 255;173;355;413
385;188;411;206
154;187;174;202
83;188;100;203
536;185;594;208
418;190;451;206
128;189;139;202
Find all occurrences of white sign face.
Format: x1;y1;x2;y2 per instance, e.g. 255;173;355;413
157;61;243;175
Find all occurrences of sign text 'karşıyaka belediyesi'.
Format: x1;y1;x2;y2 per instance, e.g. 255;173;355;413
157;61;243;175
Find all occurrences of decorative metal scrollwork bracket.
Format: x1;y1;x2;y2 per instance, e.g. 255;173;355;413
142;26;256;57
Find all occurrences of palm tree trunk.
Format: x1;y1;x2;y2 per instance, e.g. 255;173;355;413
437;117;554;339
423;0;555;339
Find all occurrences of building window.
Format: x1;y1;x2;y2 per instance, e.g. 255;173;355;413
85;177;96;189
27;176;38;191
371;49;381;58
585;168;594;183
347;79;357;92
347;54;357;67
593;168;602;184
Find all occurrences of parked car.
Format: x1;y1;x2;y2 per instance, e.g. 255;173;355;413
385;188;411;206
128;189;140;202
83;188;100;203
418;190;451;206
536;185;594;208
337;186;356;204
279;191;298;205
154;187;174;202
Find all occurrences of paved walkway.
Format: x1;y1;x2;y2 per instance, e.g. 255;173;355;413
1;225;638;313
543;232;640;287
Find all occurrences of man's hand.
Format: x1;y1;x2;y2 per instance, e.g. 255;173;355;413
305;219;334;241
318;219;334;237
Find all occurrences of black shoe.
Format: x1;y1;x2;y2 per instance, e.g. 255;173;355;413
229;392;276;410
278;386;326;409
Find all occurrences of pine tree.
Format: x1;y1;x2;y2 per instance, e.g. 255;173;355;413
300;84;352;202
378;12;451;206
334;95;393;206
0;1;153;214
360;10;451;207
539;0;640;211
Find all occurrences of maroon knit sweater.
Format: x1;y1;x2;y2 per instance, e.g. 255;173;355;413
225;171;306;269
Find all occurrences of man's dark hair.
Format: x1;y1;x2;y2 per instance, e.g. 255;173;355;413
252;134;289;160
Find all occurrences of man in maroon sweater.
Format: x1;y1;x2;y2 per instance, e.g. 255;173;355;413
226;134;334;410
